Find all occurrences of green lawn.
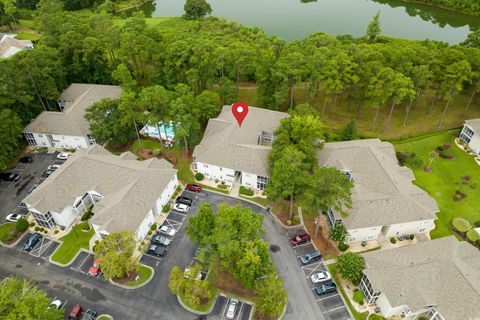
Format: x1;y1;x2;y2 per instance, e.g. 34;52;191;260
16;32;41;41
0;223;16;243
239;196;271;207
393;130;480;239
126;265;153;287
327;264;368;320
50;222;94;264
178;284;218;313
130;138;163;155
95;316;112;320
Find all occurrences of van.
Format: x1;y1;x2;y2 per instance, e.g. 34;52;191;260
300;250;322;265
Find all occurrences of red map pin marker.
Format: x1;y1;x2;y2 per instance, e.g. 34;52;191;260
232;102;249;127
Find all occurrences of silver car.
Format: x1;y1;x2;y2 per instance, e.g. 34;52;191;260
226;298;238;319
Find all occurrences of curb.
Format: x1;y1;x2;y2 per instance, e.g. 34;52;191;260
96;315;113;320
109;264;155;290
177;291;219;315
49;247;88;267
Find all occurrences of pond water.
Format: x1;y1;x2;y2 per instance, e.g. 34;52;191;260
137;0;480;43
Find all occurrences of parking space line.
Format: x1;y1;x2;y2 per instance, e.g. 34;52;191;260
76;253;91;272
316;294;339;302
220;299;229;320
323;306;347;313
236;302;244;320
292;241;312;248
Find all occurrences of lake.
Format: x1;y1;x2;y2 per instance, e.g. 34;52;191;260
137;0;480;44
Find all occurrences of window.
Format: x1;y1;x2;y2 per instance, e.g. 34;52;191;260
32;211;55;229
258;131;276;145
24;133;36;146
256;175;269;190
359;275;381;304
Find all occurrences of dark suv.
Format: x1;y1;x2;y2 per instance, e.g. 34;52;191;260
314;283;337;295
22;233;42;251
0;172;20;182
176;196;193;206
300;250;322;265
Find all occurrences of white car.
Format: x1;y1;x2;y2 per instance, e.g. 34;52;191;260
47;164;61;171
48;298;63;310
159;225;176;237
173;203;189;213
310;271;331;284
6;213;21;223
57;153;70;160
226;298;238;319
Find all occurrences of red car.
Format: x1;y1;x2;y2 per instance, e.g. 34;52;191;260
67;305;83;320
290;233;311;246
87;258;101;276
186;184;202;192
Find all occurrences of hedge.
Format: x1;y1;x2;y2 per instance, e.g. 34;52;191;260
239;186;254;196
452;218;471;233
467;229;480;242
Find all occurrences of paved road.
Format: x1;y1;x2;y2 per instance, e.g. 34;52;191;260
0;190;322;320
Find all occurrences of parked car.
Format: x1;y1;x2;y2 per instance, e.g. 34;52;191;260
147;244;167;257
300;250;322;265
6;213;21;223
48;297;63;310
42;169;54;178
226;298;238;319
185;184;202;192
290;233;311;246
87;258;101;276
159;225;176;237
0;172;20;182
19;156;33;163
152;233;172;246
175;196;193;206
80;309;97;320
26;184;38;196
57;152;70;160
47;164;61;171
172;203;190;213
310;271;331;284
22;233;42;251
67;305;83;320
314;283;337;296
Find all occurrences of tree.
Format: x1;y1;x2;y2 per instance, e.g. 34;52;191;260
183;0;212;20
340;120;357;141
302;167;353;236
329;223;349;245
0;276;64;320
186;203;215;245
85;98;133;146
234;240;274;288
0;108;23;171
15;218;29;232
382;72;415;132
168;266;184;294
93;232;139;280
366;11;381;42
461;29;480;48
254;276;287;318
266;145;308;219
337;252;365;285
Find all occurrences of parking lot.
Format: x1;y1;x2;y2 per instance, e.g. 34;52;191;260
0;151;61;222
286;228;352;320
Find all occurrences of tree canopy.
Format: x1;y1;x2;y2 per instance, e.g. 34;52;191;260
183;0;212;20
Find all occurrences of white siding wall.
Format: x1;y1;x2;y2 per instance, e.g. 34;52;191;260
137;210;155;240
347;226;382;243
50;206;77;227
241;172;258;189
195;162;235;184
384;219;435;238
153;175;178;215
468;132;480;154
27;132;90;149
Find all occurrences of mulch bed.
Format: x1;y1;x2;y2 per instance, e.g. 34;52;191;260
210;265;255;299
271;200;300;226
113;271;139;285
107;140;134;154
304;218;338;256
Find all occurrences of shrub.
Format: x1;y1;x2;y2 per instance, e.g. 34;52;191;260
54;230;59;234
80;209;94;221
239;186;254;196
452;217;471;233
408;234;414;240
81;224;91;231
286;219;292;226
467;229;480;242
15;218;29;232
29;222;35;227
195;173;204;181
34;226;40;231
396;151;409;166
475;221;480;228
148;230;153;236
292;215;300;224
390;237;397;244
217;184;228;189
338;243;349;252
162;204;171;213
476;239;480;247
337;253;365;285
95;240;100;245
369;314;386;320
152;149;162;156
353;289;364;305
438;149;454;159
150;223;157;231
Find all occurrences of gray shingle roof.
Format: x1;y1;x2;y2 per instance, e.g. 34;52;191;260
465;118;480;133
317;139;438;229
0;34;33;58
23;145;177;234
192;105;289;177
363;236;480;320
23;84;122;136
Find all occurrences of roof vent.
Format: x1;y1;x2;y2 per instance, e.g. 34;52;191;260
259;131;275;145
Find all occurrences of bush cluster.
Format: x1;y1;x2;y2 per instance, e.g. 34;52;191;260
395;152;422;168
239;186;254;196
162;204;171;213
338;243;349;252
390;237;397;244
195;173;204;181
